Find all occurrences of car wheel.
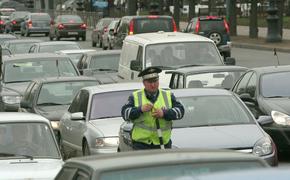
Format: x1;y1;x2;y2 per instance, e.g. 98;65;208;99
56;35;60;41
223;51;231;59
102;45;108;50
76;37;79;41
82;36;86;41
20;30;24;36
82;140;91;156
209;32;222;45
92;40;96;47
25;30;30;37
49;33;53;40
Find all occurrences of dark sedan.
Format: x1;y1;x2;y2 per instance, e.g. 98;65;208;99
19;76;99;142
0;53;79;112
5;11;29;32
49;14;86;41
119;88;278;166
232;65;290;154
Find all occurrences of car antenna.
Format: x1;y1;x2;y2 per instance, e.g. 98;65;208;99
273;48;280;67
56;59;60;77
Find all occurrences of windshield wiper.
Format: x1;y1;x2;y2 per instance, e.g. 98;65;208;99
266;96;290;98
0;152;33;160
37;102;64;106
5;80;29;83
177;64;202;68
152;66;176;70
92;68;118;72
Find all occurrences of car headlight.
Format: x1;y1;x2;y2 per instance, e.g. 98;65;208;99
271;111;290;125
253;137;273;156
96;137;119;148
2;95;22;104
51;121;60;130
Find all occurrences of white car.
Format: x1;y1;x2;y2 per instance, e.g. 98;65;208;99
59;83;143;158
0;112;63;179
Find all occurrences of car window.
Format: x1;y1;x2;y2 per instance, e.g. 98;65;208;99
89;54;120;70
90;90;134;120
9;42;39;54
69;90;89;116
233;72;253;95
22;82;36;102
246;72;257;98
199;19;226;32
55;167;78;180
69;91;81;113
260;71;290;98
60;15;83;23
174;95;254;128
75;170;90;180
27;82;39;104
134;18;173;34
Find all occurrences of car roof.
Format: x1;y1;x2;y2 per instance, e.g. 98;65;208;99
0;34;17;38
250;65;290;75
3;53;69;61
35;41;79;46
56;49;96;54
0;112;50;124
64;149;268;171
167;65;248;75
31;76;97;84
171;88;233;97
125;32;213;45
85;50;121;56
82;82;143;94
4;39;43;44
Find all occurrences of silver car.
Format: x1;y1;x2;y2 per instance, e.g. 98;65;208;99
0;112;63;179
59;83;143;158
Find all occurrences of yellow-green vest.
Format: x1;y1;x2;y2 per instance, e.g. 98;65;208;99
132;88;172;145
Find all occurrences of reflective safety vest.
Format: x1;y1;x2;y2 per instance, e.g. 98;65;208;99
132;89;172;145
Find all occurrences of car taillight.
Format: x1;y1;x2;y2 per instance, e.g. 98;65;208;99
224;19;230;33
58;23;65;30
103;26;108;32
172;19;177;32
28;20;32;28
0;20;4;25
12;20;16;25
80;23;86;29
195;20;200;33
129;20;134;35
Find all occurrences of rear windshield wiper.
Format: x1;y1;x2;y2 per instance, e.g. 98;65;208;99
0;152;34;160
37;102;64;106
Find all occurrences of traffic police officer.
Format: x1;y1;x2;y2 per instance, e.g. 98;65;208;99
121;67;184;150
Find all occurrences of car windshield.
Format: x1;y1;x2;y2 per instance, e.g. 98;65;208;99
61;15;83;23
0;37;17;45
186;70;246;90
37;81;97;106
8;42;38;54
145;42;222;68
39;44;80;53
100;161;264;180
4;59;78;83
90;90;134;120
89;54;120;71
31;14;50;21
134;18;173;33
173;95;253;128
260;71;290;98
200;19;226;32
0;122;60;159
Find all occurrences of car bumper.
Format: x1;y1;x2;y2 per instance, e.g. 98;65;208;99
218;42;232;52
90;147;118;154
261;152;278;166
59;30;86;37
28;27;50;33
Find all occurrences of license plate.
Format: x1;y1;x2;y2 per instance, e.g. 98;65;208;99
68;32;78;35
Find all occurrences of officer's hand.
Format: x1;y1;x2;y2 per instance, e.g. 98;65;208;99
152;108;164;118
141;103;153;112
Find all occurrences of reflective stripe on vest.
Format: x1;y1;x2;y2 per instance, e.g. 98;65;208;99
132;89;172;145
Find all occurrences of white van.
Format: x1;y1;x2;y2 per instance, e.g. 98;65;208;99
118;32;235;85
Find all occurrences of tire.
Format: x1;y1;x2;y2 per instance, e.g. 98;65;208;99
209;32;222;45
76;37;79;41
102;45;108;50
56;35;60;41
82;36;86;41
92;40;96;47
97;37;102;48
82;140;91;156
25;30;30;37
45;33;49;37
49;33;53;41
223;51;231;58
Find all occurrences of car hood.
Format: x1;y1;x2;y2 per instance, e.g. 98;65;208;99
171;124;264;149
90;117;124;137
36;105;69;121
0;159;63;179
92;72;119;84
263;98;290;115
2;82;30;96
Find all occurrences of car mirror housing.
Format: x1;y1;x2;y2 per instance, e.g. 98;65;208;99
257;116;274;126
224;57;236;65
130;60;142;72
71;112;85;121
20;100;32;109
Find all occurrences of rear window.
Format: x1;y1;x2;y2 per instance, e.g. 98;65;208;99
199;20;226;32
61;15;83;23
31;14;50;21
133;17;173;34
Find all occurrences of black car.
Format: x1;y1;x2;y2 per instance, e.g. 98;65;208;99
183;16;231;59
113;15;177;49
5;11;29;32
19;76;99;142
232;65;290;154
49;14;86;41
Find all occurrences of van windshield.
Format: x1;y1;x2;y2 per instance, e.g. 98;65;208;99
145;42;223;68
134;18;173;34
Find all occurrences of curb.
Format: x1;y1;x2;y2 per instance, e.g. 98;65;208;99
232;42;290;53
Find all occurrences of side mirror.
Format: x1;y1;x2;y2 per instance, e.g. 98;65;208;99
239;93;256;103
257;116;273;126
224;57;236;65
71;112;85;121
20;100;31;109
130;60;142;72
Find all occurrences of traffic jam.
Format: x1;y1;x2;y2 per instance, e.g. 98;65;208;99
0;2;290;180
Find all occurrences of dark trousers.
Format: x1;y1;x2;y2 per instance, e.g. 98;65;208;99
132;140;172;150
